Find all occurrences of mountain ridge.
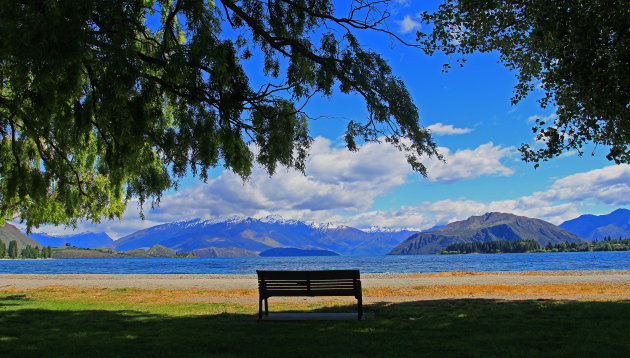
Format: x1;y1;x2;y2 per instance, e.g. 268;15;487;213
389;212;585;255
559;209;630;241
110;217;415;256
1;223;42;249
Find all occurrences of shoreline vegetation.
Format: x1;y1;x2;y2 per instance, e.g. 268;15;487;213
0;243;196;260
3;237;630;260
440;238;630;255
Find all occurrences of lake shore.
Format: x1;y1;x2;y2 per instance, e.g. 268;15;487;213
2;270;630;302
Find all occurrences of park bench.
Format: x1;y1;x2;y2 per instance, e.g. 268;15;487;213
257;269;363;320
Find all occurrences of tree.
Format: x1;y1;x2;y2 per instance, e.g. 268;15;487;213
418;0;630;166
0;0;440;231
7;240;18;259
41;245;50;259
21;244;35;259
0;240;6;258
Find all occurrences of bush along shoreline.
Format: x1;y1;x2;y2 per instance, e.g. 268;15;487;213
440;237;630;254
0;240;52;259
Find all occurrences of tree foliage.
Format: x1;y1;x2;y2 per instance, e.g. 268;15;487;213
442;237;630;254
20;244;39;259
442;239;541;254
0;0;440;230
7;239;18;259
418;0;630;166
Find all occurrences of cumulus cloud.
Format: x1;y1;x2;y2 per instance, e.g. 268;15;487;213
144;140;516;224
427;122;473;135
426;143;516;182
132;137;414;228
398;14;421;34
539;165;630;206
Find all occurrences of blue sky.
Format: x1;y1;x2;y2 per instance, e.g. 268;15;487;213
28;0;630;238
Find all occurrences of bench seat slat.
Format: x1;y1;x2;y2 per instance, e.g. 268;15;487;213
262;282;356;287
257;270;360;280
261;289;359;297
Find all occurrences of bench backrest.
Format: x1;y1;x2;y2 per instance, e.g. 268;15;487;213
257;270;361;297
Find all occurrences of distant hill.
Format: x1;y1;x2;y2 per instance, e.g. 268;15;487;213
190;246;258;258
146;244;177;257
52;244;179;259
28;232;113;248
389;212;585;254
110;217;415;256
259;248;339;257
0;223;42;249
560;209;630;241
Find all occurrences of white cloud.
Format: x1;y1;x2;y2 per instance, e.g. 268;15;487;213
427;122;473;135
426;143;516;182
398;14;421;34
109;141;515;233
527;112;557;124
539;165;630;206
123;137;414;231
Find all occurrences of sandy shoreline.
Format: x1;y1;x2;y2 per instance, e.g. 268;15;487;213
2;270;630;291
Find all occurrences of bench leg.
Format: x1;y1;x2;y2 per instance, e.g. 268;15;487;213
258;297;263;320
357;295;363;320
264;298;269;316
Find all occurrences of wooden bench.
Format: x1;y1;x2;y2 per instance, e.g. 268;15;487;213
257;269;363;320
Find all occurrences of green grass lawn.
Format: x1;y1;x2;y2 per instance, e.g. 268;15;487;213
1;289;629;357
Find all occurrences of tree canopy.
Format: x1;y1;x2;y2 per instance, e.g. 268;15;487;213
0;0;440;230
418;0;630;166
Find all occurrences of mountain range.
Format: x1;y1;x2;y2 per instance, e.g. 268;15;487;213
389;212;586;254
18;208;630;257
107;217;416;256
559;209;630;241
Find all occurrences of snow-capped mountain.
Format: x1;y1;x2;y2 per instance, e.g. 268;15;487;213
110;217;416;255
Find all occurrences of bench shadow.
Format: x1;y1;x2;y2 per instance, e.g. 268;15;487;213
1;298;629;357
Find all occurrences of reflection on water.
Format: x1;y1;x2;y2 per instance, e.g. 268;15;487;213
1;251;630;274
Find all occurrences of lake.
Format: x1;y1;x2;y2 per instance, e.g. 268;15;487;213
1;251;630;274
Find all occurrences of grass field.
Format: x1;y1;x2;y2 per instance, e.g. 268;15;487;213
1;287;629;357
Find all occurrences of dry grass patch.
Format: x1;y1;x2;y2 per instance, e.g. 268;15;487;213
398;270;552;278
1;286;258;305
366;282;630;298
4;281;630;305
398;269;630;278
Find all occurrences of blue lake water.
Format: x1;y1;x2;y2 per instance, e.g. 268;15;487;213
1;251;630;274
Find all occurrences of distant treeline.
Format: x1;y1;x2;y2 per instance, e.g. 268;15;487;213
0;240;52;259
441;240;541;254
441;237;630;254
